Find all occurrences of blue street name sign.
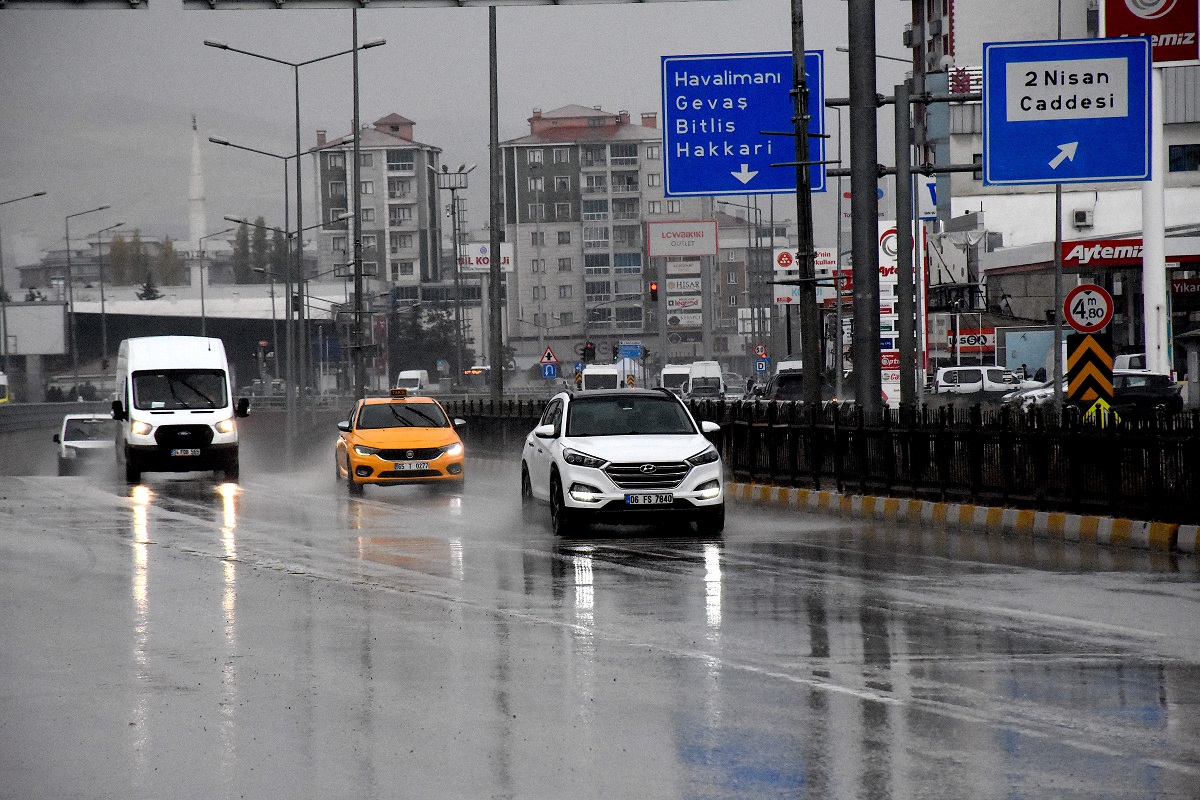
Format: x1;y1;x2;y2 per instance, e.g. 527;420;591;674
983;37;1151;186
662;51;824;196
618;343;644;360
542;363;557;380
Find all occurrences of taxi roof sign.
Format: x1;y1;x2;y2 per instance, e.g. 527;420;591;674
390;388;409;398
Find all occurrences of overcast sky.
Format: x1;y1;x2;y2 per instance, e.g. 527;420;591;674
0;0;910;278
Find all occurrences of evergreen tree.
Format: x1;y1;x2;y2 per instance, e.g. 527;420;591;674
250;217;270;284
157;237;184;285
231;223;253;284
136;272;162;300
108;234;130;285
128;230;149;287
390;304;468;377
270;228;289;286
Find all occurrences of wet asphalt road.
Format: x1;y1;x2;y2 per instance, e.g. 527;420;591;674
2;455;1200;800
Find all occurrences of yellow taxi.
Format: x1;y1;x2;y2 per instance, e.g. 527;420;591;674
335;389;466;494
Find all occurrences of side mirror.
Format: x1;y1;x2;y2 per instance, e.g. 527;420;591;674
453;418;467;428
235;397;250;418
700;420;720;434
337;420;351;433
533;423;556;439
53;434;61;444
111;399;127;421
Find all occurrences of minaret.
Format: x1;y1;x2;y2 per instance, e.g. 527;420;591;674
188;115;207;257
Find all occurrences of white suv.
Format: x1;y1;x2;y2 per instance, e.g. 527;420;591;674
521;388;725;536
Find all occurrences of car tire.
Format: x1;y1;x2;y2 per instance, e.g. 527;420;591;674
696;503;725;536
346;456;364;495
550;473;584;537
124;451;141;485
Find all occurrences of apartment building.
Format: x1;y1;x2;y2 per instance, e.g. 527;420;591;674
311;114;443;304
501;105;711;369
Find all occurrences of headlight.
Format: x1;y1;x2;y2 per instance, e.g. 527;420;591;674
440;442;464;457
687;446;720;467
130;420;152;436
215;418;236;434
354;444;380;456
696;479;722;500
563;448;606;469
569;483;604;503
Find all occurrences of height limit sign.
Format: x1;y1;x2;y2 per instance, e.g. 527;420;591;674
1064;284;1114;333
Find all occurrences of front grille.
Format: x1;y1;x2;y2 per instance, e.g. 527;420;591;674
154;424;214;449
378;447;443;461
377;469;442;479
605;461;690;490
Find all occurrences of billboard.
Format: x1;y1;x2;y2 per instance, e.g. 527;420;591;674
1;302;68;356
1103;0;1199;64
647;220;718;257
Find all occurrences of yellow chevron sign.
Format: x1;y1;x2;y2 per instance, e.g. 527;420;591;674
1066;332;1113;406
1083;397;1120;426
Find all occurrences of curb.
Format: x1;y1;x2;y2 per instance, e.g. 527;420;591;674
728;482;1188;554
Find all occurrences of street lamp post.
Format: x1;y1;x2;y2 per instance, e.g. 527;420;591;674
0;190;47;376
717;199;763;366
65;204;111;394
434;164;475;384
90;221;124;371
204;35;385;407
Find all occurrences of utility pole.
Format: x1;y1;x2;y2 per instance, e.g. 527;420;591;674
790;0;822;407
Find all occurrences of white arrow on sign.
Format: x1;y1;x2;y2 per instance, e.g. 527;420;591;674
1049;142;1079;170
731;164;759;184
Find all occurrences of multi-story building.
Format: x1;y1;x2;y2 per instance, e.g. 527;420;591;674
312;114;444;305
501;105;712;371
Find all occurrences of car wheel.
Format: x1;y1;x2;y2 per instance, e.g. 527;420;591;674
696;503;726;536
124;451;141;485
520;465;536;522
346;456;363;495
550;473;584;537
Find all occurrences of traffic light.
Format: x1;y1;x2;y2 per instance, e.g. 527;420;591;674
583;341;595;363
291;293;302;313
612;344;619;362
649;281;659;302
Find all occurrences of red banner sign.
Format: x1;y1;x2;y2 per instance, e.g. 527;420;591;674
1104;0;1199;64
1061;238;1145;267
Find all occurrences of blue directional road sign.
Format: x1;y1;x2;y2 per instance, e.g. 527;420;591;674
662;51;824;197
542;363;557;380
983;37;1151;186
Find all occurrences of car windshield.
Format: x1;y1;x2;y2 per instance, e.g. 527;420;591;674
64;418;118;441
396;377;421;389
661;373;688;390
566;395;696;436
133;370;228;410
357;401;449;429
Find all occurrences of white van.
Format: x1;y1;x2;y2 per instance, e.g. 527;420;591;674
111;336;249;483
686;360;724;399
581;364;621;390
934;366;1030;394
395;369;434;394
659;364;690;396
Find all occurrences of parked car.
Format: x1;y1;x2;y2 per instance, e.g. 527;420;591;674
53;413;119;476
1110;369;1183;418
520;388;724;536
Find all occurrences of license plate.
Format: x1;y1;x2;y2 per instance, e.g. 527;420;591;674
394;461;430;471
171;448;201;457
626;493;673;505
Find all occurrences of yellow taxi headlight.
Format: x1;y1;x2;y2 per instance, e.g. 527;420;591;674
130;420;152;436
215;418;236;434
354;444;380;457
440;442;464;457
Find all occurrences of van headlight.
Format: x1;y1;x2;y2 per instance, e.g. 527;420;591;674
215;418;236;434
687;446;720;467
130;420;152;436
563;448;606;469
439;442;464;457
354;444;380;457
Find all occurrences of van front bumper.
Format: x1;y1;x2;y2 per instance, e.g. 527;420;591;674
126;442;238;473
